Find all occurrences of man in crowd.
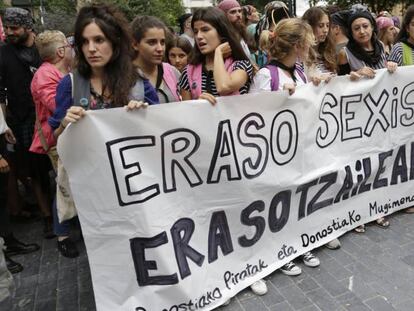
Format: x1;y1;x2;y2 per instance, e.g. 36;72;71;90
0;81;39;274
217;0;252;59
178;13;194;46
0;7;55;238
0;7;42;273
330;10;349;54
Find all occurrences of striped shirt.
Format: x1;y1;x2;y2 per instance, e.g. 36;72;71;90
344;46;387;71
178;60;253;97
388;42;414;66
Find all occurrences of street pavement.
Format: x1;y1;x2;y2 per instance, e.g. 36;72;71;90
2;210;414;311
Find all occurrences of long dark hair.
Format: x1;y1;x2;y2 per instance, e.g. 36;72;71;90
396;5;414;42
74;4;137;107
302;7;337;72
190;7;249;65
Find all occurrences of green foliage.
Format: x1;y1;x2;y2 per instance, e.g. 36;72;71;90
240;0;297;16
29;0;77;34
242;0;406;15
33;0;77;14
105;0;185;26
324;0;403;12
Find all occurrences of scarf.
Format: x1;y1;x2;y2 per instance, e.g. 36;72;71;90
268;59;297;82
346;38;384;66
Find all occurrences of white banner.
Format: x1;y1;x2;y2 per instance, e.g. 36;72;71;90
59;67;414;311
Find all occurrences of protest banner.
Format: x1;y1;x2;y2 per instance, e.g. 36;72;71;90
58;67;414;311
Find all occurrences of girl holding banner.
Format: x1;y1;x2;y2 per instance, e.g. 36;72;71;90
178;6;263;299
301;7;342;250
49;4;158;258
249;18;321;276
302;7;337;86
178;7;253;105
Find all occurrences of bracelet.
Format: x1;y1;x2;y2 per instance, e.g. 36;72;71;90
60;122;67;129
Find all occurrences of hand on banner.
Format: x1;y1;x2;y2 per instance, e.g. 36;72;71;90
4;128;16;144
386;61;397;73
350;67;375;81
125;100;149;111
310;73;336;86
62;106;86;128
310;75;322;86
283;83;296;95
199;92;217;105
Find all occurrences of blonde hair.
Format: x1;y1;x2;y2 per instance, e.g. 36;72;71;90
259;30;271;54
268;18;315;61
35;30;67;62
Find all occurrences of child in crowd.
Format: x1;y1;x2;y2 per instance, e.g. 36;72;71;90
131;16;181;104
166;36;192;73
250;18;321;275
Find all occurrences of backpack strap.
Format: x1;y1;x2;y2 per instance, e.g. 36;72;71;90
402;42;413;66
187;58;239;99
161;63;180;102
71;70;90;108
265;64;279;91
295;63;307;84
35;117;49;152
187;63;203;99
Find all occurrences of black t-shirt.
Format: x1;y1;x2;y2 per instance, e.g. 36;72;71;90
0;43;42;122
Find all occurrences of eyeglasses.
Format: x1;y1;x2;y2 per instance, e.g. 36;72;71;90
57;44;72;50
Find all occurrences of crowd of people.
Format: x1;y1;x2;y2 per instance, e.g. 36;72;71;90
0;0;414;306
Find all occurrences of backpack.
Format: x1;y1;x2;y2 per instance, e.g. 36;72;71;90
69;70;145;108
265;63;307;91
187;57;239;99
402;42;413;66
162;62;180;102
